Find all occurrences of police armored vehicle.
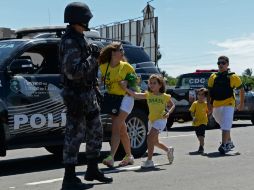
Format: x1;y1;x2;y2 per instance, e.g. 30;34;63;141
166;69;254;128
0;26;160;158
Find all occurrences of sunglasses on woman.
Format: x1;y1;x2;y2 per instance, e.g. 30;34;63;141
113;47;124;53
115;48;124;52
118;48;124;52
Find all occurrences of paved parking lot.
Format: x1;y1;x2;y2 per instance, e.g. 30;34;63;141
0;120;253;190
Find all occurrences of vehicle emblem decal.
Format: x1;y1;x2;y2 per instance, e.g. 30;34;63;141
10;79;20;93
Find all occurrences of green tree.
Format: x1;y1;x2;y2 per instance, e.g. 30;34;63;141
243;68;253;77
156;44;162;61
166;76;177;86
241;68;254;91
158;68;177;86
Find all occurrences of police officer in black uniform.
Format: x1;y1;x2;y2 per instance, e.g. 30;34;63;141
59;2;113;189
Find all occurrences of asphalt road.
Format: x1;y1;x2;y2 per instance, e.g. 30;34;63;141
0;120;253;190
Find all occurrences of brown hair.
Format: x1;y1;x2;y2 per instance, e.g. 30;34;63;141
98;42;127;64
148;74;166;93
196;87;208;97
218;55;229;63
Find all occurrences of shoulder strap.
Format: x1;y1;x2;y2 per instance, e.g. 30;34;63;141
227;72;235;76
103;63;110;90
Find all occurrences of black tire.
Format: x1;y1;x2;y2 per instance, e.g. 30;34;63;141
207;115;220;129
45;145;63;157
251;116;254;125
0;123;6;157
166;117;174;129
115;109;148;158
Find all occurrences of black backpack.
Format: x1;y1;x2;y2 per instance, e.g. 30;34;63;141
210;72;234;101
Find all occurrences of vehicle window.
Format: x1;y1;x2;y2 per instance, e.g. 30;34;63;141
21;52;44;67
181;78;191;88
0;41;23;66
135;62;159;74
16;43;59;74
124;46;151;64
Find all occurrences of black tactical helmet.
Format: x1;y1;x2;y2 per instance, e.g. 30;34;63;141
64;2;93;30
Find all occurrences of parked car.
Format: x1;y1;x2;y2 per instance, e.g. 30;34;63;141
0;26;160;158
166;69;254;128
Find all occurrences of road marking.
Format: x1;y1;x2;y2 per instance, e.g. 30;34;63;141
25;165;155;186
103;165;142;173
25;134;190;186
160;134;194;139
26;178;63;186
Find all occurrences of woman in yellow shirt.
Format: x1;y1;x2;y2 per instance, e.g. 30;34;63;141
99;42;135;167
123;74;175;168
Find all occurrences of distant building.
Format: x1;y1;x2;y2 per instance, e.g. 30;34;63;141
0;27;15;38
95;3;158;64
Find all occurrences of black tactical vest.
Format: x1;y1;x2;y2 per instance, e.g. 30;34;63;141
210;72;234;101
59;26;97;88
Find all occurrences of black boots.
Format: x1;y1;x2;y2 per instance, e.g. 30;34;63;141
85;158;113;183
62;159;113;189
62;164;91;190
0;126;6;157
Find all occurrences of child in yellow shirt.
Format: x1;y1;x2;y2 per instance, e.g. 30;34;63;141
189;88;208;154
122;74;175;168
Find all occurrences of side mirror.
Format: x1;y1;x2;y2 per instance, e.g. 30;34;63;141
9;59;34;74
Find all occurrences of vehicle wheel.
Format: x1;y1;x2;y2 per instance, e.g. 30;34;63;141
166;117;174;129
207;115;220;129
0;123;6;156
45;145;63;158
115;109;148;158
251;115;254;125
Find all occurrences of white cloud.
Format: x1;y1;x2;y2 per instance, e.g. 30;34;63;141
159;34;254;78
159;64;194;77
209;34;254;75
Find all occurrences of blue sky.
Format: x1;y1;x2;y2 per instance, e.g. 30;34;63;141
1;0;254;77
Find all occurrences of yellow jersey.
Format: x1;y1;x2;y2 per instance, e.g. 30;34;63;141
145;92;171;122
100;61;135;95
189;101;208;127
208;73;242;107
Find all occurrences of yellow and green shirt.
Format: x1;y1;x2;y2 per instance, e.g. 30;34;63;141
145;92;171;122
189;101;208;127
100;61;135;95
208;73;242;107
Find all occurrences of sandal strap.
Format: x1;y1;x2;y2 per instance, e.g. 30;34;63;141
119;155;134;166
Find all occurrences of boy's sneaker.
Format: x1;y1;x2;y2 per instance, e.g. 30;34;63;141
226;141;235;150
218;144;230;154
141;160;155;168
197;146;204;154
118;155;134;167
167;147;174;164
102;155;114;168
